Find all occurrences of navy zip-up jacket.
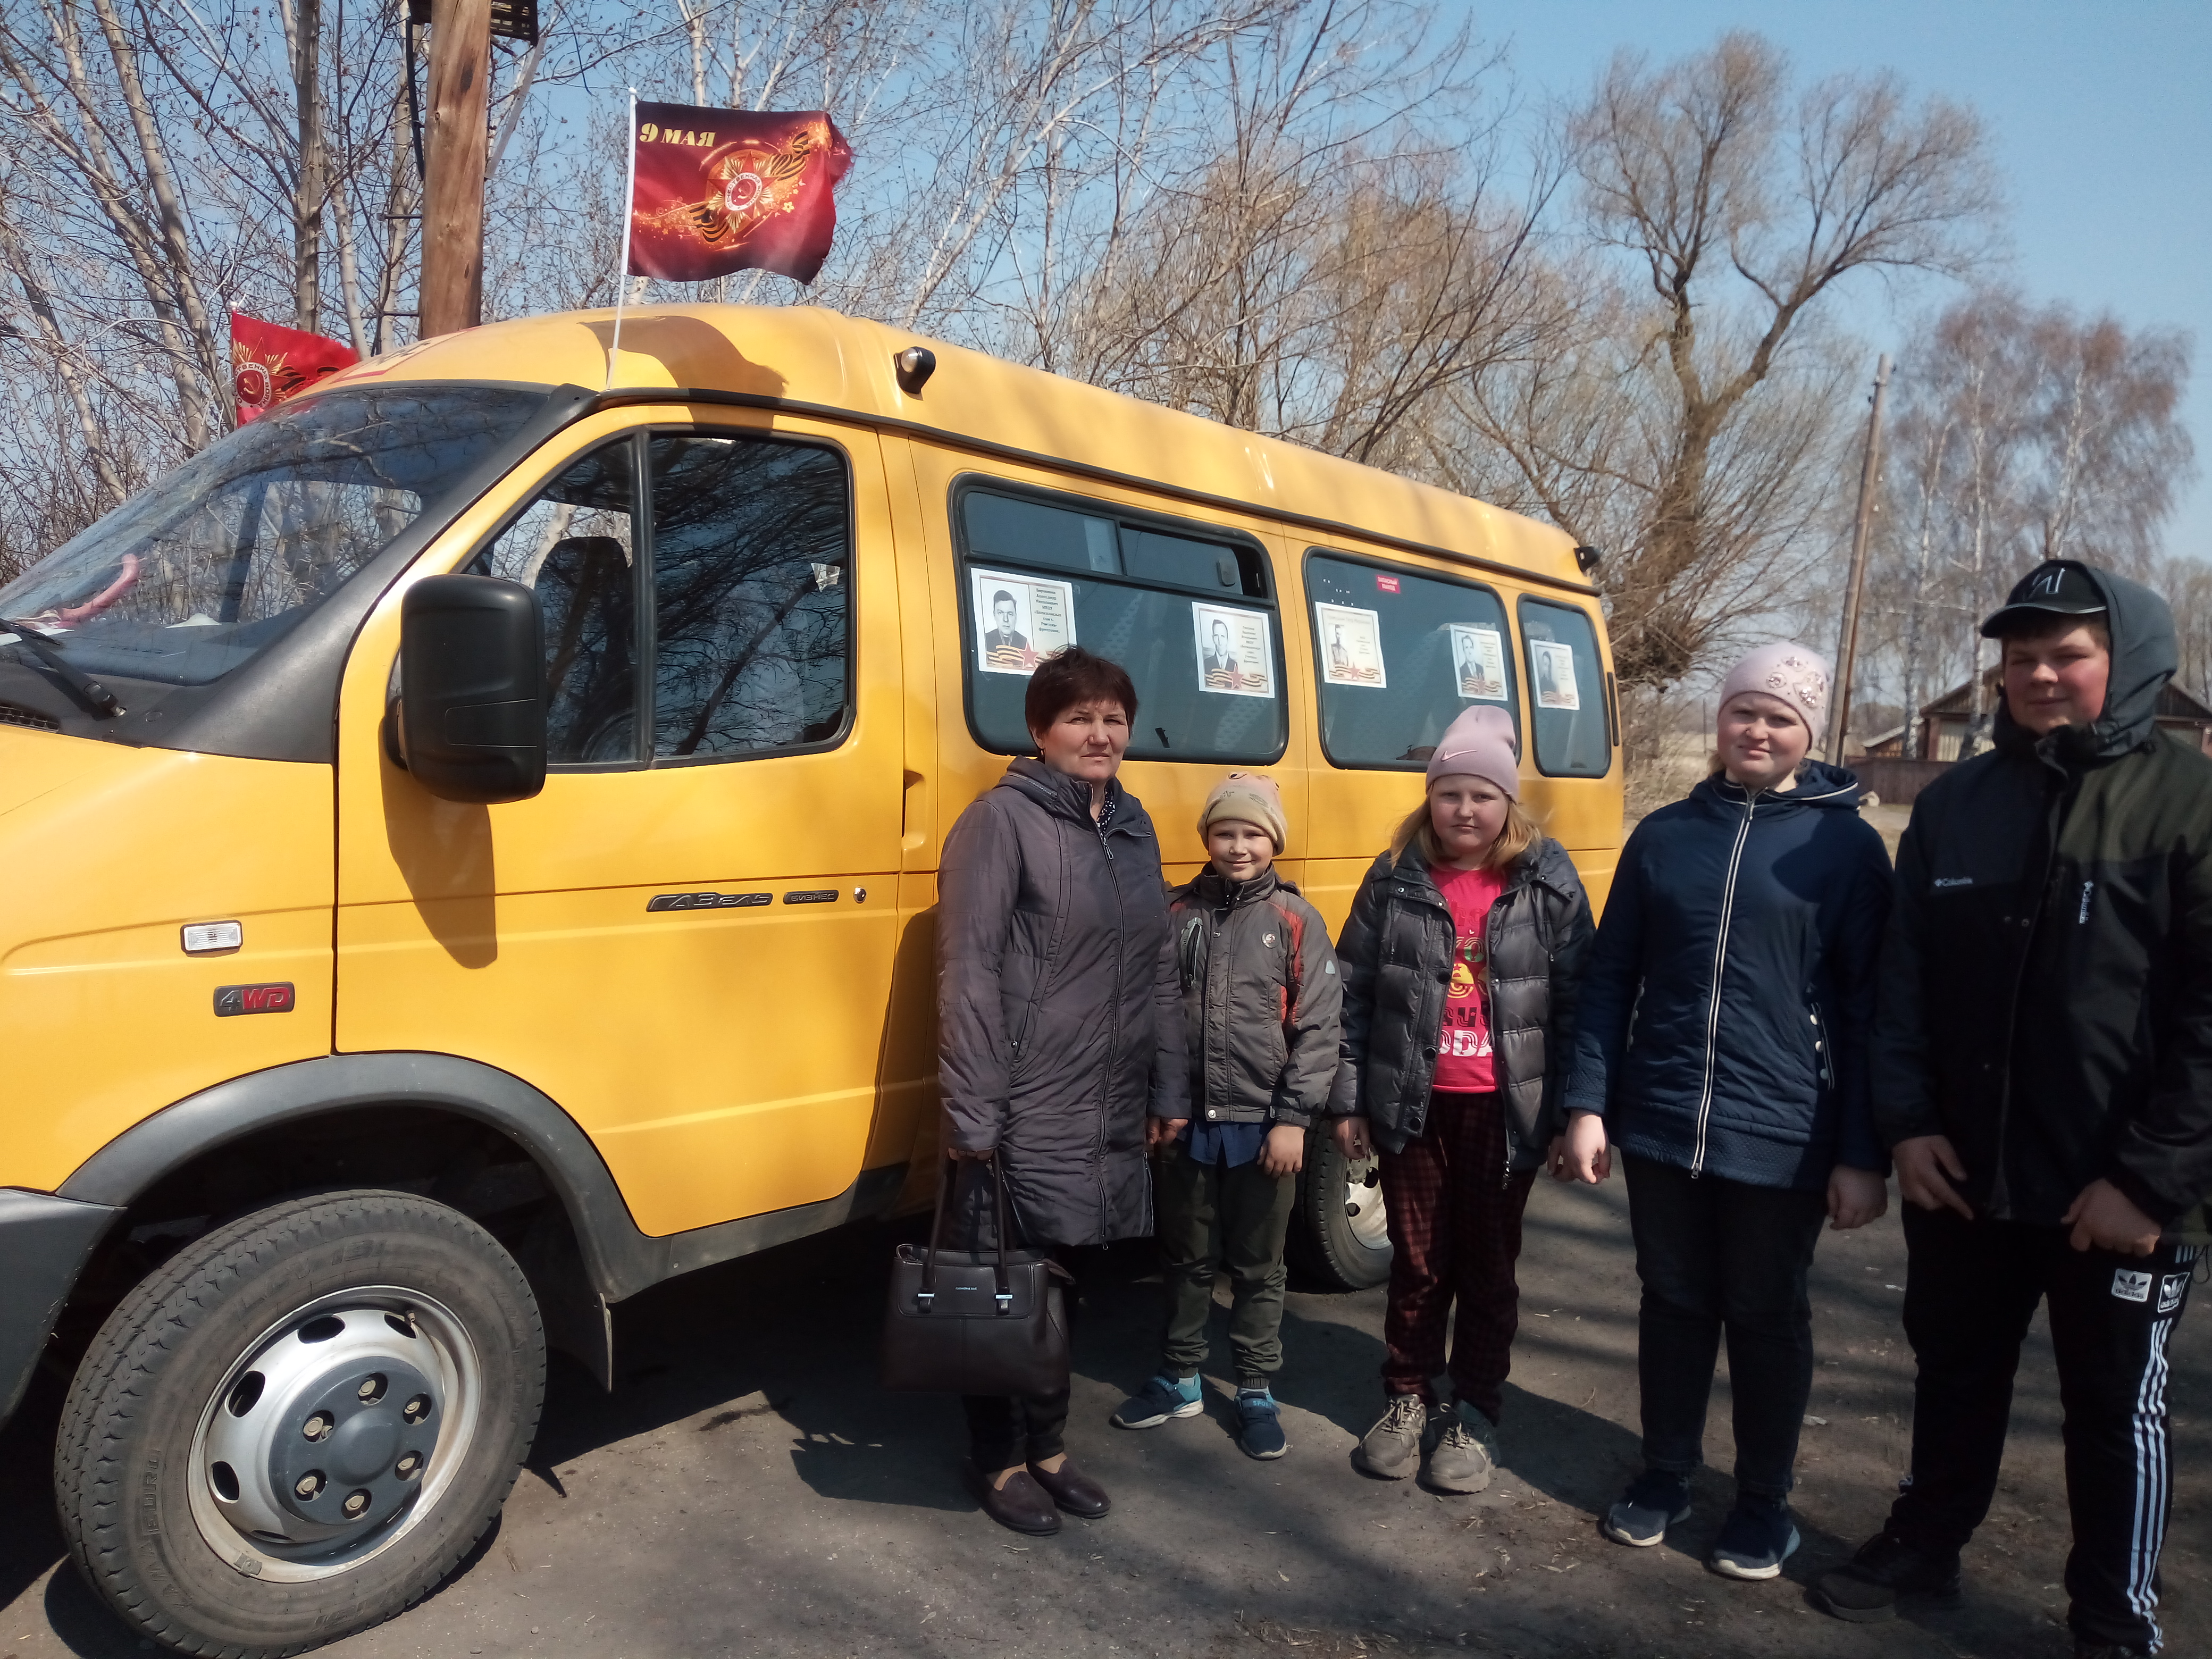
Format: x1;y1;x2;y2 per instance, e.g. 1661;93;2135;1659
1562;760;1893;1189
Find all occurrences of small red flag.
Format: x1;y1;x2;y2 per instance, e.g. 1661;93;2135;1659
627;103;851;285
231;313;359;426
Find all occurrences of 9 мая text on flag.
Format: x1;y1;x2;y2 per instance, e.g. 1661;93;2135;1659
627;103;852;285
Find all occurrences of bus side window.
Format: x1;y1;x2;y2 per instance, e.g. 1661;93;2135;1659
471;440;640;767
954;481;1283;764
1519;597;1610;777
646;434;853;762
1303;551;1517;771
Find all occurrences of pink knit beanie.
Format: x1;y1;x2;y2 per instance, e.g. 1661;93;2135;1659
1425;705;1520;800
1716;642;1830;741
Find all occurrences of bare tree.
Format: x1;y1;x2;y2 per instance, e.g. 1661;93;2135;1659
1479;31;2000;697
2161;555;2212;708
1864;288;2194;755
1032;1;1563;471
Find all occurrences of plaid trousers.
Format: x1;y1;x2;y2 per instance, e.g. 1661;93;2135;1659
1376;1089;1538;1420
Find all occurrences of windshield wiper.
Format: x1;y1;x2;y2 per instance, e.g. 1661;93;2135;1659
0;619;124;716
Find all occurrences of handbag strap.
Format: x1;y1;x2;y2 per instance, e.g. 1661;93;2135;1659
988;1161;1015;1311
917;1154;1018;1313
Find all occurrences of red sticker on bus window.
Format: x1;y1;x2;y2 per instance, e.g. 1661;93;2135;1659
1375;574;1400;593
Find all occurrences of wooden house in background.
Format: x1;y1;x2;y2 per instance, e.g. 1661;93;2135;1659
1863;673;2212;762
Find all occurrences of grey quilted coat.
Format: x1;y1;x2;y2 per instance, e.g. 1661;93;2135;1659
1334;836;1596;1171
936;758;1189;1247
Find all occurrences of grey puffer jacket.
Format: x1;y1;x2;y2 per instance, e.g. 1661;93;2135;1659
1166;867;1343;1129
936;758;1189;1247
1334;837;1596;1170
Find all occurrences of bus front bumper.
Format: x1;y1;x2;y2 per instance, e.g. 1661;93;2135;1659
0;1188;121;1426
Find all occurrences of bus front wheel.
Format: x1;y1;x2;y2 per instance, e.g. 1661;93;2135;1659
56;1189;544;1658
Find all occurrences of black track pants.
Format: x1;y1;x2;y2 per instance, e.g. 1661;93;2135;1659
1888;1205;2198;1654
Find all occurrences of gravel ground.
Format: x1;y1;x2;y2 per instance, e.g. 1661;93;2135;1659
3;1173;2205;1659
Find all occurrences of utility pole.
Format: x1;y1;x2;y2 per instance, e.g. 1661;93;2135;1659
420;0;492;336
1828;354;1892;763
293;0;323;331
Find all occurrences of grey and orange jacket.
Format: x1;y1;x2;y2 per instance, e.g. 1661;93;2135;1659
1167;868;1343;1130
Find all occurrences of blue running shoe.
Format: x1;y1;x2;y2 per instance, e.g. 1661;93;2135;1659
1602;1469;1693;1548
1110;1372;1202;1429
1709;1494;1800;1580
1235;1388;1287;1459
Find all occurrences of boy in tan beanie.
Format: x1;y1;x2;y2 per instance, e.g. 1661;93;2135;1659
1111;773;1341;1457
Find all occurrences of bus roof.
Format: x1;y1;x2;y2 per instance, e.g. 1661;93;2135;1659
327;304;1591;594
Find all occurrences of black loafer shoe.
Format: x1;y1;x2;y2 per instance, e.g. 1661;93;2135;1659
1028;1457;1111;1518
963;1461;1062;1535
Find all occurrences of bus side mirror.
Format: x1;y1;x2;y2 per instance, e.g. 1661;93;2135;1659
391;574;547;803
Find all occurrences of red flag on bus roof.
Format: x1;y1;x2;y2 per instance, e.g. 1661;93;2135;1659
627;102;851;285
230;313;358;426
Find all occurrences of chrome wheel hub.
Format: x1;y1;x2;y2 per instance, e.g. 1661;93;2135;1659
1343;1154;1388;1250
189;1289;481;1581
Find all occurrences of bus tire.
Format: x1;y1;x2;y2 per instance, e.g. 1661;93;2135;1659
55;1189;545;1658
1288;1125;1393;1292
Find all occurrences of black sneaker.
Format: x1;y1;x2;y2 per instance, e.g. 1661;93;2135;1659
1708;1494;1799;1580
2074;1644;2150;1658
1811;1530;1963;1622
1601;1469;1692;1547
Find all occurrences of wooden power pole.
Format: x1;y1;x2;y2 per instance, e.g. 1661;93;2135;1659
1828;353;1892;763
420;0;492;337
293;0;324;331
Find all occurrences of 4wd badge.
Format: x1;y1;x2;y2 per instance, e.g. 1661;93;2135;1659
214;982;295;1017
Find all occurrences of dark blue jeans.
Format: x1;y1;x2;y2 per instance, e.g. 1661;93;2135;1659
1623;1153;1827;1497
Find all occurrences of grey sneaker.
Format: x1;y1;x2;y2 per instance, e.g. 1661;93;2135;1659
1355;1394;1428;1479
1422;1401;1498;1494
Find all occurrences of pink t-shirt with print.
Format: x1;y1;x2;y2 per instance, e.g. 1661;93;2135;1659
1432;861;1507;1093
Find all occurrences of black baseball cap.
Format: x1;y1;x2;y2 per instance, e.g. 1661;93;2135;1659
1979;560;2107;638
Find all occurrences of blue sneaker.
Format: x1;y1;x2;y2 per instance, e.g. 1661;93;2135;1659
1235;1388;1287;1459
1709;1494;1800;1580
1602;1468;1693;1547
1110;1372;1202;1429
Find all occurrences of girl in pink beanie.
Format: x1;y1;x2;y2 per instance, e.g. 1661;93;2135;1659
1556;638;1891;1581
1330;702;1596;1494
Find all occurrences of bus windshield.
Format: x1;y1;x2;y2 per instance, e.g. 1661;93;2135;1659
0;385;544;689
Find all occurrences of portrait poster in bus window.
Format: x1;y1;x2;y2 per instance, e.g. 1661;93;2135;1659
1314;602;1386;689
971;568;1075;675
1448;624;1507;701
1192;603;1275;698
1530;638;1581;709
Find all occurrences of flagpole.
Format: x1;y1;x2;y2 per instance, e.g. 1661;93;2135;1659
606;87;638;393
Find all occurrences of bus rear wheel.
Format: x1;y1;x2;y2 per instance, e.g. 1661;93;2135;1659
56;1189;545;1658
1289;1125;1393;1291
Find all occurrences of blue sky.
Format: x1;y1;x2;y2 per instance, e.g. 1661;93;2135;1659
1490;0;2211;563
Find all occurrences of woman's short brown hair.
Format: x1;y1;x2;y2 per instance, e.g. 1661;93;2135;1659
1025;647;1138;741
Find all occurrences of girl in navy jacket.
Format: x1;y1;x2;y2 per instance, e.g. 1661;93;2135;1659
1557;643;1892;1581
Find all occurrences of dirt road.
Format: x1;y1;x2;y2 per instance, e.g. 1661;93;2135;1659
3;1174;2204;1658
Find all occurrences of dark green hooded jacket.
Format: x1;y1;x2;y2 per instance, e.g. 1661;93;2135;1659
1870;563;2212;1234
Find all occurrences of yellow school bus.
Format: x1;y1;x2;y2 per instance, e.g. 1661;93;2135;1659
0;305;1620;1654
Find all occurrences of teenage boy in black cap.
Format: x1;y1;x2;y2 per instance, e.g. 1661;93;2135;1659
1813;560;2212;1657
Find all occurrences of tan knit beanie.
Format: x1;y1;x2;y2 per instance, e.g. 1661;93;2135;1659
1197;772;1287;852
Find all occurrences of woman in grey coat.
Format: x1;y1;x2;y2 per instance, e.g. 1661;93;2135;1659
936;647;1189;1536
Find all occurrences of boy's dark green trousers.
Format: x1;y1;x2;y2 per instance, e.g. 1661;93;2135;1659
1157;1142;1298;1387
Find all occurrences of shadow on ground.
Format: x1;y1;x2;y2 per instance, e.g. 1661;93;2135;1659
3;1176;2204;1658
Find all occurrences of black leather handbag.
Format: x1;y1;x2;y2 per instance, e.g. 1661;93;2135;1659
881;1159;1070;1397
